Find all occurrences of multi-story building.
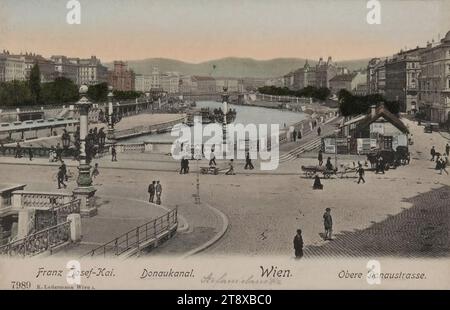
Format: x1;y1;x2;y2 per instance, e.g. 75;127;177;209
179;75;194;94
78;56;108;86
367;58;387;96
16;53;55;83
282;71;295;89
292;60;316;90
329;72;367;95
134;74;153;93
418;31;450;123
191;76;216;93
51;55;79;84
315;57;338;88
108;61;135;91
160;72;180;94
215;78;244;93
150;67;161;89
241;77;267;91
0;53;25;82
385;47;423;113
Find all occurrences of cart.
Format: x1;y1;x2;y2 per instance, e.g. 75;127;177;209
301;165;336;179
200;166;219;175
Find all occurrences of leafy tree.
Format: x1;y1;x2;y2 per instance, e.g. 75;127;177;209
41;77;79;105
113;90;142;100
0;81;33;107
29;63;41;104
87;82;108;102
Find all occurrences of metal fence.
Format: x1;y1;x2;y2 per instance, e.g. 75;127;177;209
84;208;178;257
0;221;71;257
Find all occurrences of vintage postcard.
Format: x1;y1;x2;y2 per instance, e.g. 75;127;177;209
0;0;449;292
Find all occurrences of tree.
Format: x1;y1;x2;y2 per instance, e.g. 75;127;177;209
87;82;108;102
41;77;78;105
29;63;41;104
0;81;33;107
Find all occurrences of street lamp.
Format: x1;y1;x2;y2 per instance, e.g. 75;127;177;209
62;129;71;150
73;84;97;217
222;86;229;159
106;86;117;144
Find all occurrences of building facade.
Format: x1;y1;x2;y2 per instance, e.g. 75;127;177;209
385;48;423;113
215;78;244;93
51;55;79;84
108;61;135;91
367;58;387;96
329;72;367;95
160;72;180;93
0;54;25;82
191;76;216;93
134;74;153;92
292;61;316;90
78;56;108;86
315;57;338;88
418;31;450;123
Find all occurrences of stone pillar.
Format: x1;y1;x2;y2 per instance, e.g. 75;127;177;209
67;214;82;242
17;209;33;239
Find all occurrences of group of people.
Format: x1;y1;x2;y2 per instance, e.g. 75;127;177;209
147;181;163;205
430;144;449;175
180;157;190;174
293;208;333;259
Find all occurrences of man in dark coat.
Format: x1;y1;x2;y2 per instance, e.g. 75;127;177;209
244;152;254;170
293;229;304;259
57;167;67;189
446;143;449;156
323;208;333;240
111;145;117;162
357;163;365;184
431;146;436;161
318;150;323;166
148;181;156;203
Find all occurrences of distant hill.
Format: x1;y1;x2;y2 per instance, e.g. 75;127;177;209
106;57;372;79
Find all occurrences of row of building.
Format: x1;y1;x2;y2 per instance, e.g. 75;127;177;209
0;51;109;86
266;56;367;96
367;31;450;123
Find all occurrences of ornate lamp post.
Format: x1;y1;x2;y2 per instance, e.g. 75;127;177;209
106;86;117;144
222;86;229;159
73;85;97;217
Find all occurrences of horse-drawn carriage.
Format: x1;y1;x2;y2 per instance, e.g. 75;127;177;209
366;146;410;169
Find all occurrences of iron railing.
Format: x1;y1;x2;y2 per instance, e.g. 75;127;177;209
0;221;71;257
84;208;178;257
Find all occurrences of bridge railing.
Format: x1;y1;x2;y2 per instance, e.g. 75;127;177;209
13;191;74;210
0;221;71;257
84;208;178;257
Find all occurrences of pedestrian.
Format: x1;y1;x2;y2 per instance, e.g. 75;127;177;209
184;157;190;173
439;157;448;175
357;163;365;184
209;150;216;166
446;143;450;156
14;142;21;158
318;150;323;166
148;181;156;203
325;157;333;171
376;156;385;174
313;174;323;190
155;181;162;205
430;146;436;161
244;152;254;170
60;161;68;182
57;167;67;189
225;159;235;175
323;208;333;240
293;229;304;259
28;146;33;161
298;131;302;140
92;163;99;178
292;129;297;142
317;126;321;136
111;145;117;162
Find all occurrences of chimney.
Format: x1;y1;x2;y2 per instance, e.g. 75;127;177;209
371;105;376;118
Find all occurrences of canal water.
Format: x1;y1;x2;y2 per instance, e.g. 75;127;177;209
123;101;306;143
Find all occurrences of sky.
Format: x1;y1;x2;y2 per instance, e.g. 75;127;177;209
0;0;449;63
